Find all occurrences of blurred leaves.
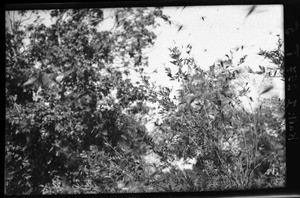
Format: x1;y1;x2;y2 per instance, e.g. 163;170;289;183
150;41;285;191
5;7;166;195
245;5;256;18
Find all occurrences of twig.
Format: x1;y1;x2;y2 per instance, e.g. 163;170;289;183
104;139;131;165
215;150;239;187
19;11;33;24
69;91;88;105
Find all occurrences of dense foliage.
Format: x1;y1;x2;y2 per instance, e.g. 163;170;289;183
5;8;285;195
150;44;285;191
5;8;170;194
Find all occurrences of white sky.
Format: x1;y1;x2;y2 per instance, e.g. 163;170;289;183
144;5;284;95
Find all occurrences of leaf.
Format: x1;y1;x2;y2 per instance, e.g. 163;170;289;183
49;146;54;152
246;5;256;18
161;15;169;22
208;115;215;120
23;77;37;86
259;65;265;73
260;85;273;95
41;74;52;87
165;87;171;93
177;25;183;32
169;61;177;65
165;67;172;77
121;134;127;140
63;68;75;78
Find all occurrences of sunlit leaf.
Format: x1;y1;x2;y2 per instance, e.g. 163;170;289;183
23;77;37;86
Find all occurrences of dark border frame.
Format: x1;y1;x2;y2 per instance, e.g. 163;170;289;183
4;0;300;197
3;0;296;10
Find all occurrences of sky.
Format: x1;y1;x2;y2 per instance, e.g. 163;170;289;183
98;5;284;118
144;5;284;99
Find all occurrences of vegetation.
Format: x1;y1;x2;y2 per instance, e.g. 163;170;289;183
5;8;285;195
150;44;285;191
